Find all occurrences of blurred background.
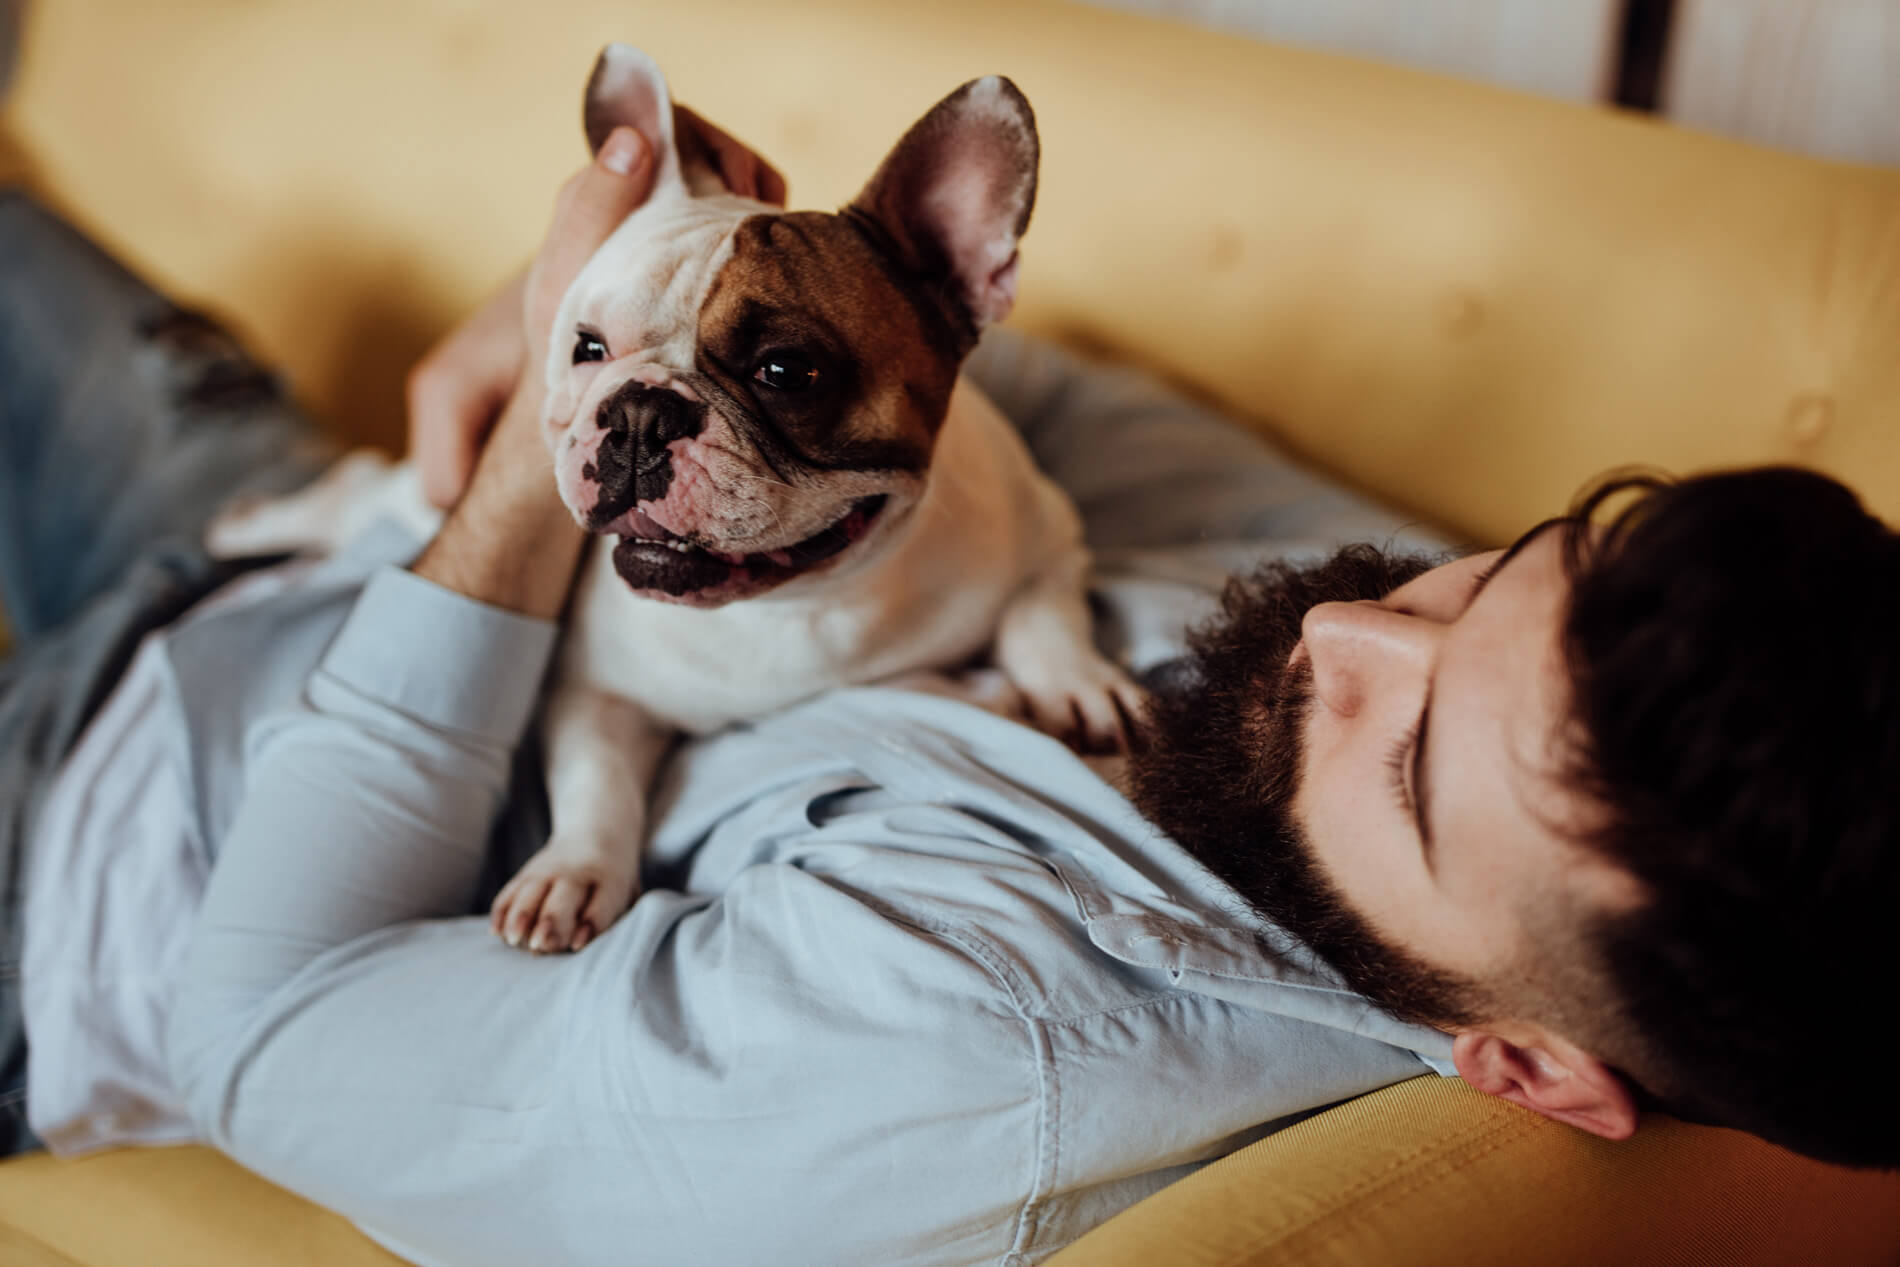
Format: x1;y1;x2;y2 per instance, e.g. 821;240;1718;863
1092;0;1899;167
6;0;1896;174
20;0;1894;170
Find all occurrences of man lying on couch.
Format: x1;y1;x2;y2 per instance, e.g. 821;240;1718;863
2;120;1893;1265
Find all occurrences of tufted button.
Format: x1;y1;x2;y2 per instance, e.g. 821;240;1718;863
1438;290;1485;338
1207;223;1243;271
1785;392;1833;446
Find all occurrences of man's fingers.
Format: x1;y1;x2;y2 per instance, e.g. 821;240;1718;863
546;125;653;268
406;365;486;509
526;126;656;336
404;271;528;508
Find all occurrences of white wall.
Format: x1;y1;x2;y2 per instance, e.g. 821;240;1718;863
1088;0;1622;101
1090;0;1900;168
1666;0;1900;168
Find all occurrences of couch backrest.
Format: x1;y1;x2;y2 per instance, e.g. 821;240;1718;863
6;0;1898;545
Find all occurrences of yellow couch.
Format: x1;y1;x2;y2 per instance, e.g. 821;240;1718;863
3;0;1899;1263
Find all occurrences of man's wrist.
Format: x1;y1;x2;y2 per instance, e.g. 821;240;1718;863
413;387;588;620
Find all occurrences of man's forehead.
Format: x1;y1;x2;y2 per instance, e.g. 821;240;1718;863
1440;528;1599;869
1440;525;1643;923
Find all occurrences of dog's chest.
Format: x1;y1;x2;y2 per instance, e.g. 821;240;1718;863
557;382;1074;734
562;556;1007;733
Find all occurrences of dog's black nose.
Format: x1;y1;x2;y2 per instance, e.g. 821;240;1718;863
584;382;709;524
598;381;706;446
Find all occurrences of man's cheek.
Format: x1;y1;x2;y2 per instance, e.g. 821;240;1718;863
1294;734;1409;924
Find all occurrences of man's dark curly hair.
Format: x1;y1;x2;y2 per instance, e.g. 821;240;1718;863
1555;465;1899;1167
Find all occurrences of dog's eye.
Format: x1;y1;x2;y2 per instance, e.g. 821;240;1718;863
573;332;609;365
753;353;820;393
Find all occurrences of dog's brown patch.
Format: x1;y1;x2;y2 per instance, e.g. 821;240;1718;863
694;211;966;476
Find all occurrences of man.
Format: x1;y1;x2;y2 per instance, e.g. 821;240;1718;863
1;121;1893;1266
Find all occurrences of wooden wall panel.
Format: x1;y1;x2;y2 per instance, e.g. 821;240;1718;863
1086;0;1622;102
1666;0;1900;167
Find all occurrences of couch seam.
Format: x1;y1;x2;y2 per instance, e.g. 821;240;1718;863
1007;1016;1062;1262
1265;1117;1540;1267
875;909;1053;1266
1200;1109;1536;1267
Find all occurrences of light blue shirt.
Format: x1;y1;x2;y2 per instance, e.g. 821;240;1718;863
160;332;1459;1266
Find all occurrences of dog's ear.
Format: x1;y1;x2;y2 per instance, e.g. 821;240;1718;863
850;76;1039;339
583;43;685;192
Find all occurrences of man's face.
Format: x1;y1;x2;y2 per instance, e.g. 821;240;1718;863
1130;523;1633;1032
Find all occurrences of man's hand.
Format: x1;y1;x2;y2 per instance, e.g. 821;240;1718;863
409;125;659;618
407;109;786;510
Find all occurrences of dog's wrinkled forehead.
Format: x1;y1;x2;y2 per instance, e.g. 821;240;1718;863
562;191;752;373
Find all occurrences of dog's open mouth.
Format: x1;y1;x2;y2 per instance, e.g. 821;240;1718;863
608;495;888;602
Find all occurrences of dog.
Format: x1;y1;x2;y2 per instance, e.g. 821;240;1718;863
209;44;1142;954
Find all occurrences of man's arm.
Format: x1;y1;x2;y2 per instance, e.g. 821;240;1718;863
409;387;586;619
165;122;653;1135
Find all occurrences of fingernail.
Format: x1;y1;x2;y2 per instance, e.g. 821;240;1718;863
600;127;646;176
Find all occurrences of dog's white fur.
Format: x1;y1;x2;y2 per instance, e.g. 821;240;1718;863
210;46;1138;953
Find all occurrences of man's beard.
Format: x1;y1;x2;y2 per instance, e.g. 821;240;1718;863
1126;544;1490;1031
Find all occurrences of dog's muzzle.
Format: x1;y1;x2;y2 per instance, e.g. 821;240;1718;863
582;381;709;529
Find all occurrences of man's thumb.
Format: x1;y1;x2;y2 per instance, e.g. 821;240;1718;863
527;126;656;343
565;126;654;237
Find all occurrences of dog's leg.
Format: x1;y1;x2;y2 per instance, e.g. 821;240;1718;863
992;548;1147;753
490;682;671;953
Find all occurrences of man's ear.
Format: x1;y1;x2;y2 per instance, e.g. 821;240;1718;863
850;75;1039;341
1452;1026;1639;1141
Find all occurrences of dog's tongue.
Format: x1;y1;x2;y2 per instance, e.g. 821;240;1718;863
617;508;674;541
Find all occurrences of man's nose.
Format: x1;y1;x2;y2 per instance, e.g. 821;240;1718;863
1300;600;1444;720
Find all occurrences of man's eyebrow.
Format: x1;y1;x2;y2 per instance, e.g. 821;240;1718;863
1412;518;1567;869
1466;516;1567;607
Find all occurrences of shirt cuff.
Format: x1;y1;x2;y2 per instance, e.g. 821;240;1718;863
319;566;559;743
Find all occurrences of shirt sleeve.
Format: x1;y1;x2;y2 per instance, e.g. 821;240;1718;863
164;567;1042;1266
166;563;557;1143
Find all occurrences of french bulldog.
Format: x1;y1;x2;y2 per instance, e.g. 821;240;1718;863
209;44;1142;954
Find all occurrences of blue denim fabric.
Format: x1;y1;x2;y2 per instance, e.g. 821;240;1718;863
0;192;328;1156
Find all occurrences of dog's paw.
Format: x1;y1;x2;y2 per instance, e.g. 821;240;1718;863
997;647;1147;755
489;838;640;954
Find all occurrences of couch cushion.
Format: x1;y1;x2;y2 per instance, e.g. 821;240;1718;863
0;1144;406;1267
4;1077;1897;1266
1048;1074;1900;1266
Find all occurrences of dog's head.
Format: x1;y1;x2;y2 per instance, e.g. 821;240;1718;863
543;44;1038;607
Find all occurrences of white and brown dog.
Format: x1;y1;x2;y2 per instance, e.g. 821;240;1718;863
211;44;1141;953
